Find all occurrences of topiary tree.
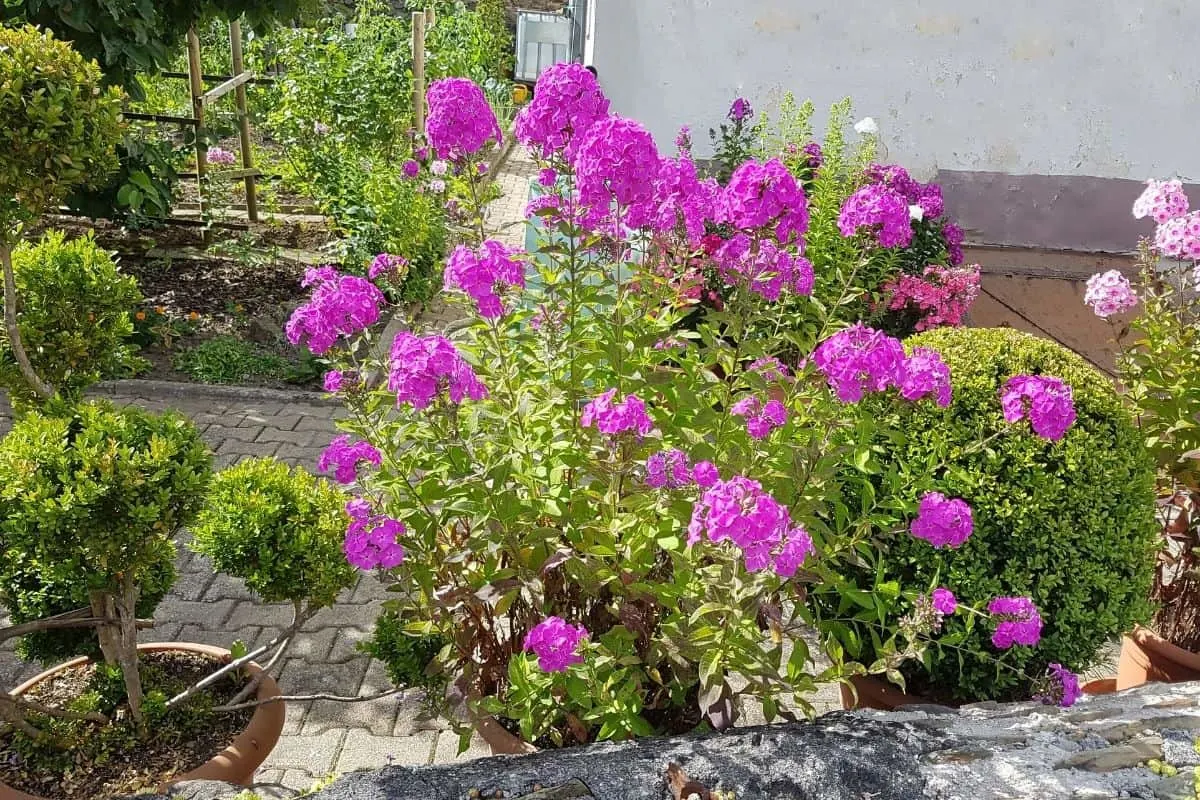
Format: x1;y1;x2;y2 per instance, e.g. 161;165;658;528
189;457;357;706
0;25;123;401
839;327;1158;702
1;231;146;410
0;401;212;733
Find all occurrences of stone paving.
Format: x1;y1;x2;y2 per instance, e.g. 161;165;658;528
0;144;845;795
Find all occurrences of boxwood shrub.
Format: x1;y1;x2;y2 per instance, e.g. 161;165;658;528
846;327;1157;702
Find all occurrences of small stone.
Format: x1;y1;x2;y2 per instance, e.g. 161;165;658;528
514;782;595;800
247;314;284;344
1056;736;1164;772
1147;770;1196;800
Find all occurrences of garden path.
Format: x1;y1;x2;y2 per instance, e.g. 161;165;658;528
0;145;843;797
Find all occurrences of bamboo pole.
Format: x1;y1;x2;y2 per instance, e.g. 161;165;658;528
185;27;209;242
229;20;258;222
412;12;427;136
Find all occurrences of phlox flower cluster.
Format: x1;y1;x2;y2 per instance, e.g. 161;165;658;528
748;356;792;383
838;183;914;249
387;333;487;410
523;616;588;672
369;253;408;280
728;97;752;122
730;395;788;439
865;164;945;221
987;596;1043;649
581;389;654;438
1001;375;1076;441
317;435;382;485
883;265;982;331
1083;270;1138;318
688;476;814;577
802;142;824;170
718;158;809;245
572;115;661;230
287;269;385;355
443;240;526;319
344;498;406;570
898;347;952;407
652;155;721;247
692;461;720;488
425;77;503;159
1036;663;1082;708
514;63;610;161
323;370;348;393
645;448;692;489
1133;178;1189;224
909;492;973;549
931;587;957;616
1154;211;1200;260
715;235;814;301
943;223;965;266
207;147;236;166
812;324;907;403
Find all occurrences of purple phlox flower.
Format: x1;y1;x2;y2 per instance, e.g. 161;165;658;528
523;617;588;672
943;223;965;266
344;499;406;570
692;461;720;488
323;369;353;393
838;183;913;249
302;266;339;288
514;62;610;161
572;115;661;231
987;596;1043;649
645;448;692;489
318;435;382;485
715;234;814;301
369;253;408;281
538;168;558;187
1036;663;1082;708
1154;211;1200;260
688;475;813;577
652;154;721;247
916;183;945;220
812;324;906;403
899;347;953;407
909;492;973;549
581;389;655;438
388;332;488;410
728;97;752;123
931;587;957;616
802;142;824;170
443;240;526;319
1133;178;1190;224
730;394;789;439
1084;270;1138;318
675;125;693;154
402;160;421;179
718;158;809;245
207;147;236;166
1001;375;1076;441
287;270;385;355
425;77;502;159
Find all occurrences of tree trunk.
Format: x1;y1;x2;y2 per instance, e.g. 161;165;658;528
0;243;53;400
88;590;122;666
116;575;146;735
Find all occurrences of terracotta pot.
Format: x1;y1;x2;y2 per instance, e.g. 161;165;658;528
1116;625;1200;690
1081;677;1118;696
473;714;538;756
838;675;947;711
0;642;285;800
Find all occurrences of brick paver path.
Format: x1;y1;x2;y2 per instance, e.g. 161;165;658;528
0;144;844;796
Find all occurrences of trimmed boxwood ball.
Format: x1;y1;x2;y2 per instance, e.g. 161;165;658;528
856;327;1157;702
0;401;211;664
190;457;357;612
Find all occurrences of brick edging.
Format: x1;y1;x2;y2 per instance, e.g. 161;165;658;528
90;378;339;407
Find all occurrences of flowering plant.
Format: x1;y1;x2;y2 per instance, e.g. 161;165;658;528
298;68;1091;748
1087;179;1200;650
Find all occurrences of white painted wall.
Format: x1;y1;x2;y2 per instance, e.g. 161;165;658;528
589;0;1200;180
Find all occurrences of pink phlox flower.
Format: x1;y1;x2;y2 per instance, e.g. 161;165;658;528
943;223;965;266
838;183;913;248
523;616;588;672
718;158;809;245
344;499;406;570
317;435;382;485
909;492;973;549
731;394;788;439
514;63;610;161
444;240;526;319
645;448;692;489
652;154;721;247
425;78;503;159
387;332;488;410
572;115;661;231
883;265;981;331
581;389;655;438
899;347;953;407
207;147;236;166
1133;178;1190;224
987;596;1043;649
715;234;813;301
1001;375;1076;441
931;587;957;616
1154;211;1200;260
1083;269;1138;318
369;253;408;281
287;270;385;355
692;461;720;488
812;324;906;403
1036;663;1082;708
688;476;813;577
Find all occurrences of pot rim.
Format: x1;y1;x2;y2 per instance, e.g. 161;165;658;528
1;641;285;800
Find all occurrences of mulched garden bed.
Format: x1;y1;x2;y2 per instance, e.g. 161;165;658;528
0;650;254;800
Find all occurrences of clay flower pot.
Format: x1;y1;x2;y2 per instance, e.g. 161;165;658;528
474;714;538;756
1081;677;1118;696
1116;625;1200;690
0;642;285;800
839;675;937;711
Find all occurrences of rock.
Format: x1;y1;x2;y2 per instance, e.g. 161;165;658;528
1056;736;1164;772
247;313;284;344
121;781;247;800
514;781;596;799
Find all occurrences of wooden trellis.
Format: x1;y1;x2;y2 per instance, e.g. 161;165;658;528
124;22;269;226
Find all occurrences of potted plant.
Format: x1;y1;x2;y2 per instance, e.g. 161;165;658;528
1079;180;1200;689
286;68;1092;756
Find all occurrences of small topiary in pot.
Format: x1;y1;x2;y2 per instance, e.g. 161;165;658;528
836;326;1158;703
190;457;359;705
